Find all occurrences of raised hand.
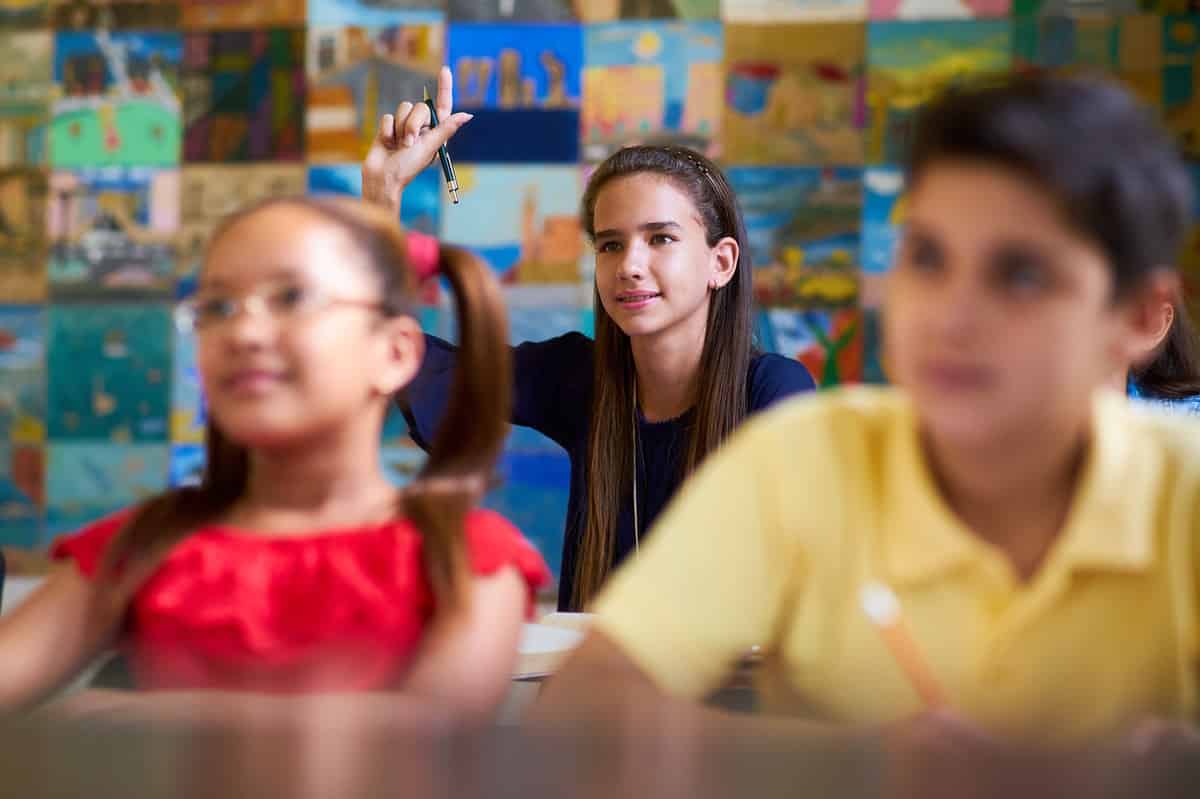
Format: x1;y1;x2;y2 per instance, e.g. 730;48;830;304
362;66;473;212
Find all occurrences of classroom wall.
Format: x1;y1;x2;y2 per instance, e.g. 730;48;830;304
0;0;1198;578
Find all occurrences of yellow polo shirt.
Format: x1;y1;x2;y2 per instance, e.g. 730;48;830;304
592;387;1200;743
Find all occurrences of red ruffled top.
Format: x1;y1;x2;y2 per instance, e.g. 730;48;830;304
51;509;550;693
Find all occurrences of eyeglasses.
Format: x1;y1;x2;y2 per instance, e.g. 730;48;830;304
176;284;385;333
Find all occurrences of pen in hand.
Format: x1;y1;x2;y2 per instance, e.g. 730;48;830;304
424;84;460;204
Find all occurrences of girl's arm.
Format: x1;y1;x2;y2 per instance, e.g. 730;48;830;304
0;565;122;711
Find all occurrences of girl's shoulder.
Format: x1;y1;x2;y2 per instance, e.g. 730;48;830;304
746;352;817;412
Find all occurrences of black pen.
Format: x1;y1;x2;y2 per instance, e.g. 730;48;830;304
424;85;460;204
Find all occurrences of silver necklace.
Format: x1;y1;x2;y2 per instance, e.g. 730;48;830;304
631;375;641;554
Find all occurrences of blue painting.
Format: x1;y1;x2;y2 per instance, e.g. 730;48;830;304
441;165;583;284
168;443;205;488
308;0;443;27
0;306;45;445
47;304;171;442
861;165;904;275
171;321;204;445
307;163;443;235
727;166;861;310
45;442;167;540
0;444;42;548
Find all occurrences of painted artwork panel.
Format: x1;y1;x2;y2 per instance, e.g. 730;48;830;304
307;23;443;162
728;166;861;310
719;0;865;21
1164;16;1200;159
309;0;443;26
757;307;863;387
0;307;46;446
46;166;179;300
51;31;183;168
176;164;307;296
0;444;42;548
168;442;204;487
1011;0;1138;14
1011;15;1163;111
866;20;1011;164
45;442;167;539
860;164;904;276
46;304;171;443
582;21;722;160
723;23;865;165
50;0;180;28
579;0;717;20
0;0;48;27
441;164;583;284
182;29;306;163
0;32;52;167
0;168;49;302
171;321;204;444
869;0;1010;21
306;162;442;234
448;0;574;19
181;0;306;29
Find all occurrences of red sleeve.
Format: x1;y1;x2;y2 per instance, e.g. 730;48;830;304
463;510;551;618
49;509;136;579
405;230;440;281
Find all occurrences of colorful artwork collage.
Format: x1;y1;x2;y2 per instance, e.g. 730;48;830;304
2;0;1199;578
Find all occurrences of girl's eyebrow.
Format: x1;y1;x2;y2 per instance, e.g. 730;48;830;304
594;220;683;240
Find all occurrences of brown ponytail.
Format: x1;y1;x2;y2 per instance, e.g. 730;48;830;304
98;197;511;612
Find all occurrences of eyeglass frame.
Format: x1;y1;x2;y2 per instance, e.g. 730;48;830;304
175;283;388;335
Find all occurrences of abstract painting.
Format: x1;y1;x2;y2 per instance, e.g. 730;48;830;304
1164;15;1200;158
758;307;863;387
582;21;722;160
0;0;47;27
181;0;306;29
719;0;865;20
723;23;865;164
861;307;886;384
727;166;861;310
869;0;1010;20
0;168;49;302
0;306;46;445
448;0;575;20
45;442;167;539
866;20;1011;163
171;322;204;444
182;28;306;163
47;304;171;443
50;0;180;29
50;31;183;167
1011;0;1138;14
0;32;52;167
579;0;718;20
176;164;307;296
46;166;179;300
0;445;43;548
168;443;204;487
1011;14;1163;111
309;0;443;26
859;165;904;308
440;164;583;284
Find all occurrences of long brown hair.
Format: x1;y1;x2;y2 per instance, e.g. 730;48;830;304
99;197;511;611
571;146;755;609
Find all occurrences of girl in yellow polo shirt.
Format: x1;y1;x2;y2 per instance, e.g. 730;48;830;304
536;75;1200;795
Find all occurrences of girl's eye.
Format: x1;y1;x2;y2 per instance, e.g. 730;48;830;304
269;285;310;311
596;241;622;254
650;234;676;245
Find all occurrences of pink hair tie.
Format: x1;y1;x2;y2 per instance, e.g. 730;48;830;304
406;230;440;281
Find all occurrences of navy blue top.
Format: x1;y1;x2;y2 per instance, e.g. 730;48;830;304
402;332;816;610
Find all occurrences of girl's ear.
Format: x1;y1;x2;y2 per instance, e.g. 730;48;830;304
1116;270;1179;370
710;236;738;290
372;315;425;397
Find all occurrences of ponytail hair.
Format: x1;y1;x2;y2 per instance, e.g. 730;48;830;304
99;197;511;611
